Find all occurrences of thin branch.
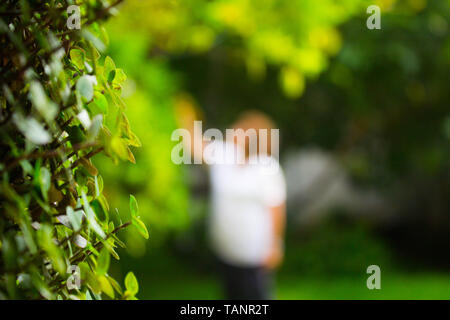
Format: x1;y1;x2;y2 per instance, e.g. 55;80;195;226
4;141;99;171
69;221;131;265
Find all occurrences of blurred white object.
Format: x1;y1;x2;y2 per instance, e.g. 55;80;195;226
283;148;389;225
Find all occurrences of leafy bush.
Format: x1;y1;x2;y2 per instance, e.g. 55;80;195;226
0;0;147;299
94;30;190;256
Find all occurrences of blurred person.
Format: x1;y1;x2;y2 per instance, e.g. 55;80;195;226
176;107;286;300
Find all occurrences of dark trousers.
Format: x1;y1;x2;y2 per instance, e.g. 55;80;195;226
217;258;273;300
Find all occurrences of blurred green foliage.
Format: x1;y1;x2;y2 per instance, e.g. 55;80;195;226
96;28;190;256
101;0;449;260
108;0;372;98
98;0;450;299
99;0;381;256
170;0;449;204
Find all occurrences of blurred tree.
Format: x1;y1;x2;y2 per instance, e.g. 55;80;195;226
99;0;377;255
170;0;450;224
99;0;448;257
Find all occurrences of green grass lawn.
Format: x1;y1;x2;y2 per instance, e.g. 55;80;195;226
138;271;450;300
277;274;450;299
118;224;450;300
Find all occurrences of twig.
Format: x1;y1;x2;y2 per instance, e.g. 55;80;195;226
4;141;99;171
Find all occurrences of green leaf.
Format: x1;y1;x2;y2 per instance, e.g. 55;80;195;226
132;216;149;239
91;92;108;114
108;276;123;295
97;175;104;193
127;131;142;147
86;273;102;295
86;243;100;257
81;191;106;239
113;68;127;84
129;194;138;218
13;113;51;145
80;158;99;176
99;26;109;47
97;247;110;276
19;216;37;254
73;234;87;248
98;275;115;299
98;194;109;213
70;48;85;70
29;81;58;122
39;167;51;201
88;45;101;61
66;206;82;231
19;160;33;175
2;237;17;270
103;241;120;260
85;290;93;300
107;69;116;83
119;112;132;137
81;29;106;52
66;125;85;145
104;56;115;75
30;269;53;299
87;114;103;142
110;136;129;160
124;272;138;295
94;176;101;198
37;224;66;274
76;75;94;101
111;234;126;248
127;147;136;164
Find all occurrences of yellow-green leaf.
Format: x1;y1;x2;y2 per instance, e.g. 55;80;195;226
70;48;85;70
98;275;115;299
132;216;149;239
129;194;138;218
96;247;110;276
124;272;138;295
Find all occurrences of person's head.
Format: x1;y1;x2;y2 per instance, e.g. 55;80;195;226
230;110;277;159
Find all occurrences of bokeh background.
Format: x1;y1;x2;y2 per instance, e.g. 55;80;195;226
92;0;450;299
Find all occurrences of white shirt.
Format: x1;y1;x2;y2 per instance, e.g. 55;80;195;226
206;141;286;267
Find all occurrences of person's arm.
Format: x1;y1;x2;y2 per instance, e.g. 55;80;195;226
264;202;286;270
